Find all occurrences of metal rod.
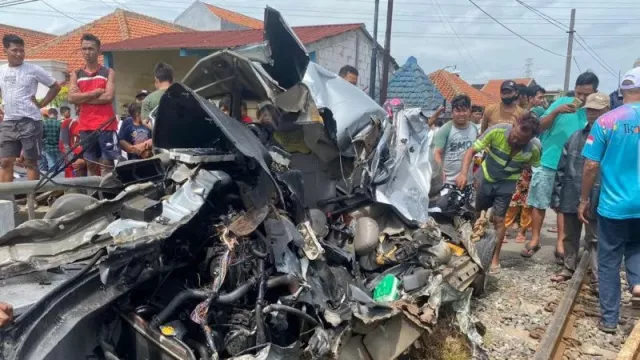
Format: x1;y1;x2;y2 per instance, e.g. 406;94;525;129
193;75;236;95
534;249;590;360
379;0;394;105
368;0;380;99
0;176;102;196
26;193;36;220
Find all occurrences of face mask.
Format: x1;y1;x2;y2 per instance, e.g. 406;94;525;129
502;96;518;105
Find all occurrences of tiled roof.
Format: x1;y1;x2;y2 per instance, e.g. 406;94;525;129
0;24;55;60
381;56;444;110
429;70;498;107
204;3;263;29
26;9;187;71
481;78;534;98
102;23;363;52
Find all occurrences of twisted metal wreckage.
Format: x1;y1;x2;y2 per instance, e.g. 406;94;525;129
0;8;497;360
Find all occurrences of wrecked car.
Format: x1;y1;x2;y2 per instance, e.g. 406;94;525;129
0;7;496;360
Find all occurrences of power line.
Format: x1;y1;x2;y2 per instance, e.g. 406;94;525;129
0;0;37;8
3;3;638;24
39;0;85;24
574;31;616;75
119;0;640;10
431;0;488;81
106;0;137;12
513;0;618;77
515;0;569;31
467;0;564;57
573;56;582;73
573;37;617;77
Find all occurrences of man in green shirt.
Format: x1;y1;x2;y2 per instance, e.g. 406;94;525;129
524;72;598;259
142;62;173;126
457;113;541;271
527;84;547;118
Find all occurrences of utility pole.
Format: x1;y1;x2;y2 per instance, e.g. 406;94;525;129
379;0;394;105
369;0;380;99
563;8;576;93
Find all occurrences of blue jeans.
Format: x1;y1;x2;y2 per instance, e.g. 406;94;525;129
39;150;61;172
598;216;640;326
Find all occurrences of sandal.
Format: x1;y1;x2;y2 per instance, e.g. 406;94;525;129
547;226;558;233
521;243;541;258
554;250;565;265
489;264;501;275
598;321;617;334
515;233;526;243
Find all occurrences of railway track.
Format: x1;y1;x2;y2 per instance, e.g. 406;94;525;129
532;250;640;360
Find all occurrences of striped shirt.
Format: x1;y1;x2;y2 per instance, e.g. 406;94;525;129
0;63;56;121
473;123;541;182
75;66;116;131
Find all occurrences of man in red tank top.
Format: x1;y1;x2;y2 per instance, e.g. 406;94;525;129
68;33;118;176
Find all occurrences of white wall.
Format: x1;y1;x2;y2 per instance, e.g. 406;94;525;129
306;28;393;94
175;1;221;31
175;1;251;31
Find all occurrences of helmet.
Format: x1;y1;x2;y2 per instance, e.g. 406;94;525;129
383;98;405;118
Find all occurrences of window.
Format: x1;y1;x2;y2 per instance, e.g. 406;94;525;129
309;51;317;62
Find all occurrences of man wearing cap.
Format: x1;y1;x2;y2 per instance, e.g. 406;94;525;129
480;80;525;133
522;71;599;259
135;90;148;103
579;67;640;333
550;92;609;285
609;58;640;110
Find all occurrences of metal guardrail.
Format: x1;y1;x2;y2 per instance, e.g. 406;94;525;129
0;177;102;220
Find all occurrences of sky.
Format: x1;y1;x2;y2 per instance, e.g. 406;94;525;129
0;0;637;93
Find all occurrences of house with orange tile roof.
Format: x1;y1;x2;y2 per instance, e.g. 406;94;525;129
101;20;398;107
429;69;498;107
25;9;188;72
0;23;55;61
481;78;536;99
175;1;263;31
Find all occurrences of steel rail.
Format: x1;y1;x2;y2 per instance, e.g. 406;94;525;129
533;249;591;360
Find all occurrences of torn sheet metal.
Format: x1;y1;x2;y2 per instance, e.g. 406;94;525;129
362;315;425;360
182;49;282;101
228;205;270;237
302;62;387;156
154;82;284;204
0;183;154;279
102;170;233;245
263;6;309;89
231;342;301;360
447;284;489;360
374;108;433;224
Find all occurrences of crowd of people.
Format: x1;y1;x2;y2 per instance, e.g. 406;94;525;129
1;28;640;337
0;33;174;184
428;59;640;334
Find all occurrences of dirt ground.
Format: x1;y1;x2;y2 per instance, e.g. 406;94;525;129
471;214;636;360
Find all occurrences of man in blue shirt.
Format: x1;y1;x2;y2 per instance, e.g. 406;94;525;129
579;67;640;333
523;72;598;259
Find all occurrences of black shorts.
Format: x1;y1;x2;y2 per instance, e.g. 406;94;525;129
0;118;43;160
475;176;517;218
79;130;120;161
